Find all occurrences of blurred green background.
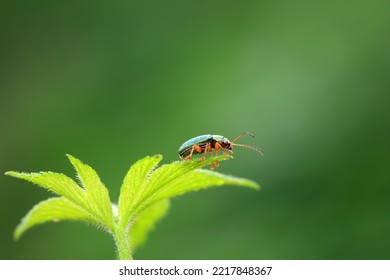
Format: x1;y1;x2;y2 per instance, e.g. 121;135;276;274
1;0;389;259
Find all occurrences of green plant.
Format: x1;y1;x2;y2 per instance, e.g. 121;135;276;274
5;154;259;260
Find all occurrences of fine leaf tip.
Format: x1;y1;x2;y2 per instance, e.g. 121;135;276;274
5;171;22;178
66;154;82;170
66;154;85;167
13;229;21;241
252;182;261;190
244;178;260;190
65;154;77;163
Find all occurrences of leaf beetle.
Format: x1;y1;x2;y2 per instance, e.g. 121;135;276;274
178;132;263;169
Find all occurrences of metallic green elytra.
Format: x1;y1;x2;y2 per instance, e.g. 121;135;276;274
178;132;263;169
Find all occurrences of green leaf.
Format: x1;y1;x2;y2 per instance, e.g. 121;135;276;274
126;155;252;217
66;154;114;230
147;169;259;206
144;155;231;199
129;199;170;252
118;154;258;258
5;170;110;230
118;155;162;228
14;197;92;240
5;171;87;207
6;153;261;260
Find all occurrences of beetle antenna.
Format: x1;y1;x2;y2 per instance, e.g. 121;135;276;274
231;143;264;156
231;132;255;143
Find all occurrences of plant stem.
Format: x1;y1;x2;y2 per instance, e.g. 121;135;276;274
114;225;133;260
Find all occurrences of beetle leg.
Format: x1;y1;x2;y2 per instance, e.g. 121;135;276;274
183;144;202;161
215;149;219;167
215;142;230;157
209;147;215;169
194;144;202;153
201;143;211;161
185;146;195;161
185;144;203;161
184;146;194;161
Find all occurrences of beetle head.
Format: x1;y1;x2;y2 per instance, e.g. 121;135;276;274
220;138;232;150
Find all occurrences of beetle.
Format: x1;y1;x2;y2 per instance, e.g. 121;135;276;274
178;132;263;169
